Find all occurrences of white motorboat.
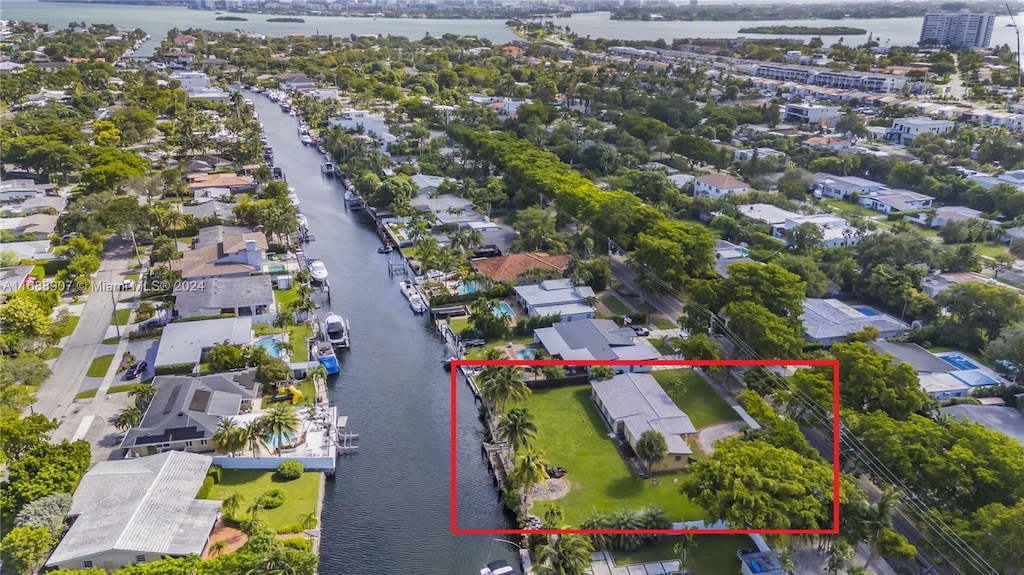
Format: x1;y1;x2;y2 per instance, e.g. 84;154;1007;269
480;560;514;575
300;134;313;146
297;214;308;229
400;281;428;314
321;161;335;175
308;259;328;283
288;192;300;207
321;312;351;348
344;190;362;207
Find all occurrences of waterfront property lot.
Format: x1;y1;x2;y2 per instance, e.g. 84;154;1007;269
518;385;703;526
611;534;749;572
205;469;319;532
651;369;740;430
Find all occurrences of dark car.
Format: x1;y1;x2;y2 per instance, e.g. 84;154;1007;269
125;360;148;380
138;317;165;331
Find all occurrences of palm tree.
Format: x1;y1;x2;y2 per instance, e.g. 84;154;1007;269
259;403;300;454
674;534;697;574
542;505;564;529
246;501;265;522
479;365;530;413
860;488;901;569
212;417;246;456
221;492;245;518
245;420;267;457
208;540;229;557
509;448;549;512
272;312;292;335
287;297;317;322
496;407;538;453
113;406;142;432
638;506;671;531
609;508;645;551
581;511;612;550
301;512;318;533
634;430;668;474
533;534;594;575
128;383;156;410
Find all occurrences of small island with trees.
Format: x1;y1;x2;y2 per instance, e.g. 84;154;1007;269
267;17;305;23
738;25;867;35
215;15;248;21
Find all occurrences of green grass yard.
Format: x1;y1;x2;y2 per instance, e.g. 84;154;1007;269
820;198;880;218
261;378;316;408
111;308;132;326
75;383;144;400
600;293;633;315
651;369;740;430
204;469;319;531
86;354;115;377
56;315;80;338
611;535;749;574
652;318;677;330
288;324;313;362
518;386;703;527
650;337;677;356
465;335;536;360
273;288;300;306
39;347;62;360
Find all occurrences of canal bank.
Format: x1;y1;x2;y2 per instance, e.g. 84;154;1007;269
251;93;519;574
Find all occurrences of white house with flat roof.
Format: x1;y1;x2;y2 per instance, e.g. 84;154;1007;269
801;298;909;346
534;319;658;371
884;117;954;145
737;204;862;248
812;173;886;200
513;278;595;321
783;103;841;125
153;317;252;369
858;189;934;214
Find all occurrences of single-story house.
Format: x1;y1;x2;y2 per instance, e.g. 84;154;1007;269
928;206;996;228
121;370;260;454
45;451;221;572
668;174;695;190
410;174;447;196
181;200;236;222
801;298;909;346
534;319;659;371
857;190;934;214
169;232;266;280
182;155;232;174
0;239;55;261
410;193;487;228
0;179;57;202
733;147;786;163
591;373;696;471
693;173;749;200
0;213;58;239
174;275;275;320
921;271;993;298
0;265;35;295
802;136;852;151
941;405;1024;445
153;317;253;369
470;252;570;284
277;72;316;91
187;173;254;200
2;194;67;216
812;173;886;200
917;372;972;400
738;204;861;248
513;278;596;321
866;341;954;373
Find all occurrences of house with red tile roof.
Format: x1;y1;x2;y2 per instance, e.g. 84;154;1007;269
470;252;570;284
694;174;749;200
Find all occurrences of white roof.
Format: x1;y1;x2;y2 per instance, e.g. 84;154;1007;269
47;451;220;566
154;317;252;367
591;373;695;455
918;372;970;395
801;298;909;342
737;203;798;225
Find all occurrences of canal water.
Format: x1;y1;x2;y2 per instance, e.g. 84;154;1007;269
251;94;518;573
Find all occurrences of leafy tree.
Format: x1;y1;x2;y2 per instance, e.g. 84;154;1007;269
773;254;828;297
368;175;416;208
629;219;717;292
961;499;1024;575
722;262;805;318
208;341;247;371
832;341;928;419
1;438;91;523
935;282;1024;345
985;252;1017;280
14;493;72;535
0;526;53;575
784;222;824;255
533;533;594;575
634;430;668;473
496;407;538;453
0;414;58;460
984;322;1024;381
589;365;616;381
725;301;805;359
0;296;52;352
510;206;565;253
257;356;291;386
680;439;834;530
0;356;51;419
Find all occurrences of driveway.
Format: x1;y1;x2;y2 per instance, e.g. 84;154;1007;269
695;420;746;455
121;339;159;383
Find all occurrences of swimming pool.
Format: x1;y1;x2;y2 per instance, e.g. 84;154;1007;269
267;264;286;274
253;336;284;358
493;302;515;319
940;353;981;371
455;281;479;295
515;348;537;360
853;305;879;316
264;430;299;450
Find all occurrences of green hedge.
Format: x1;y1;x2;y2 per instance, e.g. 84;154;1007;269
512;314;562;337
155;363;195;376
41;259;70;276
283;538;312;551
129;327;163;341
196;476;215;499
207;465;222;484
175;313;235;323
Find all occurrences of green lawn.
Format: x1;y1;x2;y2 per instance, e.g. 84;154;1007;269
820;197;880;218
650;338;677;356
86;354;115;377
262;378;316;408
274;288;300;306
111;308;132;325
652;318;677;330
75;382;144;400
448;316;471;335
204;469;319;531
975;243;1009;257
39;347;62;360
518;386;703;527
465;335;536;360
288;324;313;362
102;336;121;345
254;324;275;336
611;535;749;574
600;293;633;316
56;315;80;338
651;369;739;430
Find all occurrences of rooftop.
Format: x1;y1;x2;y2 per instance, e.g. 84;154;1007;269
592;373;695;455
696;173;748;190
153;317;252;367
535;318;658;362
46;451;220;567
812;173;883;190
737;203;798;225
867;341;954;373
514;278;595;308
471;252;570;283
941;405;1024;444
173;274;274;314
801;298;909;342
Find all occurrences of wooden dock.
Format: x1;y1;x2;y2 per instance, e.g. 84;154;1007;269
483;442;509;489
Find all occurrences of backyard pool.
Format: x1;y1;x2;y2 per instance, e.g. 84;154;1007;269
455;281;480;295
515;348;537;360
267;264;287;274
853;305;880;316
253;336;284;358
940;353;981;371
493;302;515;319
264;430;299;450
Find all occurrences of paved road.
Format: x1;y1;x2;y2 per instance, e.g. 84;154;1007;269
607;255;684;321
34;242;132;422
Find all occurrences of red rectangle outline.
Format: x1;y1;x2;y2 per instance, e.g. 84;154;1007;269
450;358;841;536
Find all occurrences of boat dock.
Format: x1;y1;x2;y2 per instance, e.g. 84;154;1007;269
335;415;359;456
482;442;509;490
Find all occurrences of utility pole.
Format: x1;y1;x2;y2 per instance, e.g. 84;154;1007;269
127;224;143;267
1009;4;1022;102
110;287;121;338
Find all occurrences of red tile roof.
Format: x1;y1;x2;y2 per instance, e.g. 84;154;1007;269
696;173;747;190
471;253;571;283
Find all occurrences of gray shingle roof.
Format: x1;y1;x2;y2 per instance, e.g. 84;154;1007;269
535;319;659;362
867;341;953;373
801;298;908;342
121;370;258;448
592;373;695;455
173;275;274;315
47;451;220;566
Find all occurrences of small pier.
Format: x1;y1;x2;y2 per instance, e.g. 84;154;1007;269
482;442;509;490
335;415;359;456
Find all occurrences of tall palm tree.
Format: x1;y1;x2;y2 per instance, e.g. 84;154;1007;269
221;492;245;518
113;406;142;432
245;420;267;457
542;505;564;529
674;534;697;573
479;365;530;413
533;534;594;575
259;403;301;454
496;407;538;453
272;312;292;335
301;512;318;533
509;448;549;512
128;383;156;410
860;488;901;569
212;417;246;456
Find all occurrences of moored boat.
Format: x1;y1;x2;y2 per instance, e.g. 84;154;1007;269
308;259;328;283
377;245;393;254
321;161;335;175
321;312;351;348
300;134;313;146
311;341;340;375
344;190;362;207
399;281;428;314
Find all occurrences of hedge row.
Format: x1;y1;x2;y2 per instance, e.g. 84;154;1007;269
429;283;513;306
196;476;215;499
155;363;195;376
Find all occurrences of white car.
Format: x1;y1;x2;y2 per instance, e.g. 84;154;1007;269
632;326;650;337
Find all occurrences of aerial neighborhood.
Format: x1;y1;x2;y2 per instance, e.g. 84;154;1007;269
1;3;1023;575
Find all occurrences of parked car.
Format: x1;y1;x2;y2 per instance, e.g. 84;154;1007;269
632;326;650;337
125;360;148;380
138;316;167;331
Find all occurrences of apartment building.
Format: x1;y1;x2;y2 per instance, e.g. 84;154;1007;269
920;9;996;48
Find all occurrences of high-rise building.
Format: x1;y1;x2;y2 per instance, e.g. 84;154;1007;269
919;9;996;48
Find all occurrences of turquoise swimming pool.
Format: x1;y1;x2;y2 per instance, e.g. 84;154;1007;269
264;430;299;450
253;336;283;358
455;281;480;295
493;302;515;319
515;348;537;360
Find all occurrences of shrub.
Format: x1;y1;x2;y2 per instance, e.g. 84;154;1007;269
512;314;562;337
207;466;222;484
276;523;305;535
275;460;304;481
196;476;215;499
154;363;194;376
135;302;156;322
129;327;163;341
257;488;287;509
283;537;312;550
